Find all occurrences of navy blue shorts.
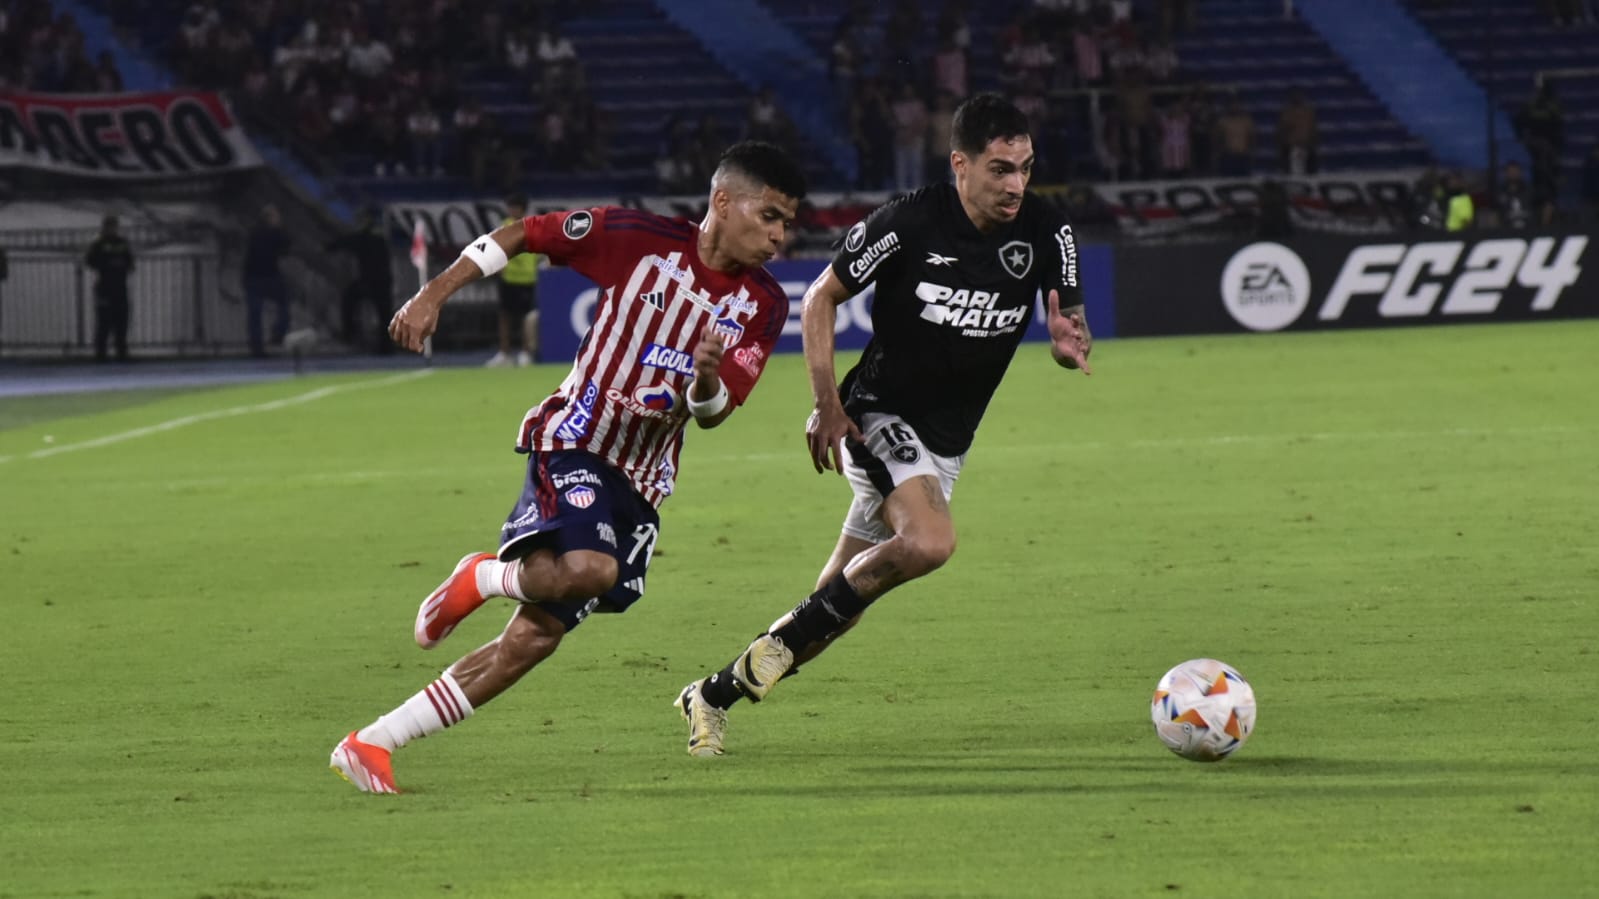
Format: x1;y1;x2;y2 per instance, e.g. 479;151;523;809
497;450;661;631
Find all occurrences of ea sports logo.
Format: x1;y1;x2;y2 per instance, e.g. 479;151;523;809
1220;242;1311;332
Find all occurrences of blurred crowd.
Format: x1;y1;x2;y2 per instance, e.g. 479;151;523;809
4;0;1598;226
148;0;608;189
0;0;124;92
820;0;1331;191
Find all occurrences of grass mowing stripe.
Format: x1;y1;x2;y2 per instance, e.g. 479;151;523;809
2;369;433;463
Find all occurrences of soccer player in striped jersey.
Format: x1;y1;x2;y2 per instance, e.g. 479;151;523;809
331;142;806;793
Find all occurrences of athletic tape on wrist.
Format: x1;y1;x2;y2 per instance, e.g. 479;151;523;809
687;379;730;420
460;235;509;277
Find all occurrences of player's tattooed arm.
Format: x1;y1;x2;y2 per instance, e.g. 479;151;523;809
1046;289;1092;374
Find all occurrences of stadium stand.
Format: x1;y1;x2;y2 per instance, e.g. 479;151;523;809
51;0;1451;201
1171;0;1431;172
1404;0;1598;195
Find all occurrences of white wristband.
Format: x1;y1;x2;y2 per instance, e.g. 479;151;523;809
686;378;730;420
460;234;509;277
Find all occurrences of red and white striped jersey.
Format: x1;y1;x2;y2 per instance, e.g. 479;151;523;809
514;207;787;508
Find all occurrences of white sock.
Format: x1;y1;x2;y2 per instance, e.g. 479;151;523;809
358;672;474;751
476;558;528;600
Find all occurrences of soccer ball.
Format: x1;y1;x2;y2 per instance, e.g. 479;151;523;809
1150;658;1257;762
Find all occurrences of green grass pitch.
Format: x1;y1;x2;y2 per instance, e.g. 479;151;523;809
2;320;1596;898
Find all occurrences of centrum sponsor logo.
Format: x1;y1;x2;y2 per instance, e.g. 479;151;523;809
847;231;900;281
1056;224;1078;288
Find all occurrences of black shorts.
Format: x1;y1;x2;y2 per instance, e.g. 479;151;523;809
498;281;536;316
497;450;660;631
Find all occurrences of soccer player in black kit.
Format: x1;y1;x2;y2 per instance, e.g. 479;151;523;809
675;94;1094;755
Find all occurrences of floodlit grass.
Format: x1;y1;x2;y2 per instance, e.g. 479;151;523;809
2;320;1596;898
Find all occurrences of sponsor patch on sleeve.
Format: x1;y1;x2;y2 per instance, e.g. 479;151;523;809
563;210;594;240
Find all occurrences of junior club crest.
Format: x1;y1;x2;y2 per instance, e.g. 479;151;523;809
998;241;1033;280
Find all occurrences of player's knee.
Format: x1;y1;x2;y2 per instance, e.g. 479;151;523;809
556;551;618;601
902;530;957;577
498;615;564;672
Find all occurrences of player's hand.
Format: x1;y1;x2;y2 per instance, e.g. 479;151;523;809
388;294;439;353
692;324;725;383
1047;289;1092;375
806;400;864;475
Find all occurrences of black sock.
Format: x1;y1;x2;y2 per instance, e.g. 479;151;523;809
771;572;870;657
700;575;870;710
699;663;746;709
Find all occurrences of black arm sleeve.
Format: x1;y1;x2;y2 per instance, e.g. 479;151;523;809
1036;202;1084;310
830;200;910;296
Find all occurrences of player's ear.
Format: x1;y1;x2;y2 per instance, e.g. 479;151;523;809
949;150;965;176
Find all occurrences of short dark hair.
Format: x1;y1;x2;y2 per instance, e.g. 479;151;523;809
951;93;1031;157
715;140;807;201
504;193;528;209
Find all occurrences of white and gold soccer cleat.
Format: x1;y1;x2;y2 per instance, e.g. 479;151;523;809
674;680;728;757
731;634;793;703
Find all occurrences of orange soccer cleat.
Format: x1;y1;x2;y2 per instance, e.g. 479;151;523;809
329;731;399;794
414;552;496;649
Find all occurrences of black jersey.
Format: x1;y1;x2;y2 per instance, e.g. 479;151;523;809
829;182;1082;456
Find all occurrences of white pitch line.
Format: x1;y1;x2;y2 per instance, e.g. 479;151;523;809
4;369;434;463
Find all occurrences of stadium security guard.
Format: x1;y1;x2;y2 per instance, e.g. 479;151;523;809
85;215;135;361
